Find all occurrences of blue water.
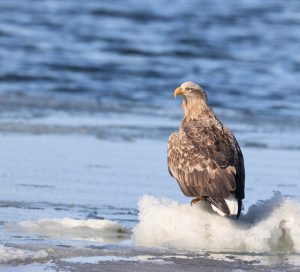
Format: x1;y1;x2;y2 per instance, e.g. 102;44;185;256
0;0;299;128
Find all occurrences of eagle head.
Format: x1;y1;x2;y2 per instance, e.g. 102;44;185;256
174;81;207;101
173;81;211;119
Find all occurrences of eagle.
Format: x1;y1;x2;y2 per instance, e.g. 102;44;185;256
167;81;245;218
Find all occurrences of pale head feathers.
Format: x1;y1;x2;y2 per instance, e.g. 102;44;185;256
180;81;207;101
175;81;212;120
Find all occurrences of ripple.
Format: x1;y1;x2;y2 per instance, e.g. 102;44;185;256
0;0;299;135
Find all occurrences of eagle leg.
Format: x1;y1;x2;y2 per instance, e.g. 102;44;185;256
191;196;207;206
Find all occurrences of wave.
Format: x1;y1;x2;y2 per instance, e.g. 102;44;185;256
0;245;47;264
6;218;129;243
132;194;300;253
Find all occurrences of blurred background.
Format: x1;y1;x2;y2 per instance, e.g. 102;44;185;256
0;0;299;140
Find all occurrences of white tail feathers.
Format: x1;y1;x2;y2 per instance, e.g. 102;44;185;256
211;194;238;216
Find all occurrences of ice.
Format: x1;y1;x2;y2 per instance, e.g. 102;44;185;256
7;218;129;243
0;245;47;264
133;194;300;252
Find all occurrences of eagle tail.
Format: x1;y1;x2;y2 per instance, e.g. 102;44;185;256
207;194;240;218
207;197;230;216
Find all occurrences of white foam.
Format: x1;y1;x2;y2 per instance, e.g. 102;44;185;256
132;194;300;252
0;245;48;264
7;218;128;243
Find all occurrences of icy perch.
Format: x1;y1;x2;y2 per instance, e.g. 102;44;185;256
133;195;300;252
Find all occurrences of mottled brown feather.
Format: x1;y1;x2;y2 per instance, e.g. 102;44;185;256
167;116;245;201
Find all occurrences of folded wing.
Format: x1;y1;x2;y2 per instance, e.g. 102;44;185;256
167;119;244;203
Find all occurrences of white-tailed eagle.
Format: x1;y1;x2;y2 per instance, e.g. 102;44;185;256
167;81;245;218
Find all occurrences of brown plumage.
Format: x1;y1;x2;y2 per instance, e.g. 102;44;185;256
167;81;245;218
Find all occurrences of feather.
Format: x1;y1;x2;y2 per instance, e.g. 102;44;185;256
167;81;245;217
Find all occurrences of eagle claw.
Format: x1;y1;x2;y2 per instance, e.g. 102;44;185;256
191;196;207;206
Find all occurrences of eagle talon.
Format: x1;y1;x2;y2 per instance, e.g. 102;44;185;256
191;196;207;206
191;198;200;206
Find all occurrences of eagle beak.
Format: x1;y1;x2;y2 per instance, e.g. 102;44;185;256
174;87;183;98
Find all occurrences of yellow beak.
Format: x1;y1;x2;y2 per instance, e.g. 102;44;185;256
174;87;183;98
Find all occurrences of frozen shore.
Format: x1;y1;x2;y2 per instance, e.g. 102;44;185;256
0;133;299;271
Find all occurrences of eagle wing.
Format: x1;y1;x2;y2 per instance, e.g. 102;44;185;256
167;119;244;200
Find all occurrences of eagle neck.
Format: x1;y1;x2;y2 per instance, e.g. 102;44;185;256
182;97;216;122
